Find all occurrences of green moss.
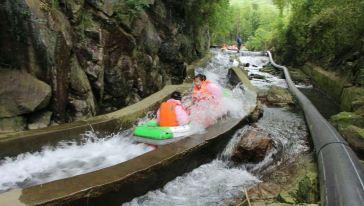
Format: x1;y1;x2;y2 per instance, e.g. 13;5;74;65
341;87;364;111
341;125;364;156
295;175;318;203
114;0;150;24
352;97;364;112
0;116;26;133
277;191;296;204
330;112;364;130
310;65;345;101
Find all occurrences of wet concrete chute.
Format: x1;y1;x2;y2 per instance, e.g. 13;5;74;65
0;50;257;205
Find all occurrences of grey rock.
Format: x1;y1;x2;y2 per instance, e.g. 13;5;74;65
0;116;26;133
0;69;51;118
28;111;53;130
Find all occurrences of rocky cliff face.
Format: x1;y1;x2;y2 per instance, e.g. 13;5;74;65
0;0;210;132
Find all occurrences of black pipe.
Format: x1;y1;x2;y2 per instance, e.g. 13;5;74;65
267;51;364;206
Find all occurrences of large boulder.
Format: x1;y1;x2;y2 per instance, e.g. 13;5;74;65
330;112;364;157
69;56;94;98
0;69;51;118
267;86;294;106
69;56;96;120
231;128;274;164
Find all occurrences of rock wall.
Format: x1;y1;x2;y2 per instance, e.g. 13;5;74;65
0;0;211;132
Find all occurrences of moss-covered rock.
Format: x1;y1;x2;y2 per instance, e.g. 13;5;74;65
277;191;296;204
267;86;294;106
330;112;364;130
261;64;283;77
341;86;364;111
288;68;310;85
341;125;364;157
295;174;319;203
0;116;26;133
352;97;364;113
303;64;348;102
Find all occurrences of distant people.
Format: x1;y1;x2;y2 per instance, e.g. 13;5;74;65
192;74;222;103
157;91;190;127
236;35;243;53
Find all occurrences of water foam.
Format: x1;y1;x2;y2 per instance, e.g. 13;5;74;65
187;50;256;133
0;132;153;192
123;51;310;205
124;128;260;206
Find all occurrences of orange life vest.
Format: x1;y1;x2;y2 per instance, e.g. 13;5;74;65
159;101;178;127
193;81;212;102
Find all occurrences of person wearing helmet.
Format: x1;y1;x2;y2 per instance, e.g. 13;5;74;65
157;91;190;127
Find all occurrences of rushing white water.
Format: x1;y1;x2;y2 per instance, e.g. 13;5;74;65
239;55;287;90
186;50;256;133
256;107;308;159
124;128;260;206
123;51;309;206
0;131;153;192
250;106;309;174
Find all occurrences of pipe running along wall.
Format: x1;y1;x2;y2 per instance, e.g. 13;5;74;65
267;51;364;206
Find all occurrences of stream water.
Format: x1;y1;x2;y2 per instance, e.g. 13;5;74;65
123;50;309;205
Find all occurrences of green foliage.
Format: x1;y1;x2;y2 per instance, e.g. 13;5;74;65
113;0;150;23
211;0;289;50
78;11;93;40
51;0;60;10
274;0;364;69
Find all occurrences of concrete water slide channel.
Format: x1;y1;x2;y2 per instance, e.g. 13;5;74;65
0;55;257;205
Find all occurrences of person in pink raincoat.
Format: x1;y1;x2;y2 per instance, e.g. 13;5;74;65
192;74;222;103
190;74;224;128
